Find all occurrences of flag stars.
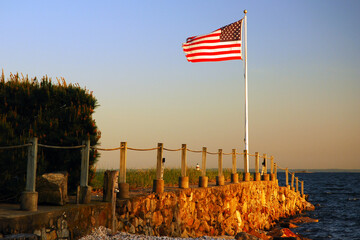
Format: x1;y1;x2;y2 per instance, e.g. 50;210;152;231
220;20;242;41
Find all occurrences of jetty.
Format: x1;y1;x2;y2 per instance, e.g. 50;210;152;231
0;139;313;239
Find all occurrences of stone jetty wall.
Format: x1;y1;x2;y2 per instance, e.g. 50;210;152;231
0;201;112;239
116;181;313;238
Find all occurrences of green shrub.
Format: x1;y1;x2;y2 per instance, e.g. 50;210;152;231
0;72;100;201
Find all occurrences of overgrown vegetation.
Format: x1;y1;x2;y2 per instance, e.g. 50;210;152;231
0;71;101;201
91;168;247;190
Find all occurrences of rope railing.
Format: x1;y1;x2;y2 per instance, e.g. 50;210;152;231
206;151;218;155
222;152;232;155
1;138;307;208
186;148;202;153
164;147;184;152
38;144;85;149
0;143;32;150
92;146;123;151
127;147;160;151
277;165;287;171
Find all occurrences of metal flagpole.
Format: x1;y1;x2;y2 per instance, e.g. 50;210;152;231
243;10;249;172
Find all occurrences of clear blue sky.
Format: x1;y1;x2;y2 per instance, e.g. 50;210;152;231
1;0;360;170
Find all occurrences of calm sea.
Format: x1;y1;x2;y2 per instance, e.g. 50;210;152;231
277;172;360;239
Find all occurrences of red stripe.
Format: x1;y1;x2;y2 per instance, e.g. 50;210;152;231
186;50;241;58
186;32;221;43
188;56;242;62
184;39;221;47
183;43;241;53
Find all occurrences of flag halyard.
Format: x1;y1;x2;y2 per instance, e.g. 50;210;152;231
182;19;243;62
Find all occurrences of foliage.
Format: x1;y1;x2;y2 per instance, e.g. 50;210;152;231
91;168;245;190
0;71;101;201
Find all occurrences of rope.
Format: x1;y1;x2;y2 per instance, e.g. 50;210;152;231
92;146;123;151
0;143;32;150
236;152;244;155
248;153;257;157
0;193;19;202
206;151;218;155
38;144;85;149
127;147;160;151
187;148;202;153
277;166;287;171
222;152;232;155
164;147;183;152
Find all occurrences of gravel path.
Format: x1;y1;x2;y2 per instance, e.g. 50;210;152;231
80;227;236;240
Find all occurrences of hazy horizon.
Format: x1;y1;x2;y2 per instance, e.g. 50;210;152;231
1;1;359;170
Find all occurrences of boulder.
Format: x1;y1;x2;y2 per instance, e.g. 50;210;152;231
37;172;69;205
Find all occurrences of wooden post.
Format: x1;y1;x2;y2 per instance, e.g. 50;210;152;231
181;144;187;177
231;149;239;183
255;152;259;174
102;170;119;233
179;144;189;188
255;152;261;181
244;150;250;181
21;137;39;211
26;137;38;192
119;142;127;183
78;138;92;204
270;156;275;181
285;168;289;187
301;181;304;197
216;149;225;186
218;149;223;176
199;147;208;188
244;150;248;173
202;147;207;177
103;170;119;202
118;142;129;198
296;177;299;192
262;154;269;181
80;138;90;187
291;173;295;191
156;143;163;180
153;143;164;193
232;149;236;174
263;154;267;174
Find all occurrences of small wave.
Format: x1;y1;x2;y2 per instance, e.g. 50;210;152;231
348;198;359;201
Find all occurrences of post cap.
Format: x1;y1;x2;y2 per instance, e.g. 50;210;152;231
244;10;247;14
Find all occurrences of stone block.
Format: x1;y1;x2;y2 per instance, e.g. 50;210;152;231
37;172;69;206
77;185;92;204
103;170;119;202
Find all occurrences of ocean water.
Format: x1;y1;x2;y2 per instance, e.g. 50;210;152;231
278;172;360;239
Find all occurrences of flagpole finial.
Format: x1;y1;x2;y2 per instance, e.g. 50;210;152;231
244;9;247;14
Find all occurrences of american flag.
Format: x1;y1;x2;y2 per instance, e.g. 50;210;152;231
182;19;243;63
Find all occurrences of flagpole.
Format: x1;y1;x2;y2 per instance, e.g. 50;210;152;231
243;9;249;172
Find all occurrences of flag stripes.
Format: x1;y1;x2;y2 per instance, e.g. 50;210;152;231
182;19;242;63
